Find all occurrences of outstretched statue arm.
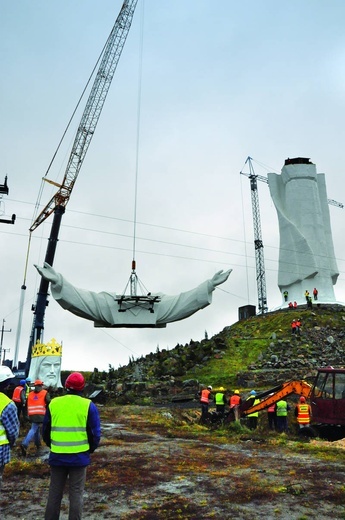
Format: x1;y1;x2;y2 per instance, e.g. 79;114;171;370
156;269;232;324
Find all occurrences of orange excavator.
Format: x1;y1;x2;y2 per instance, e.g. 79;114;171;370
240;366;345;440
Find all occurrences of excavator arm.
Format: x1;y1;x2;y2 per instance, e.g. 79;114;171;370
241;380;312;416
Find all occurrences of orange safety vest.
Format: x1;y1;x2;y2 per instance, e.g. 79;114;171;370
296;403;311;424
200;389;210;404
27;390;48;416
291;321;297;329
12;385;24;403
267;403;275;413
229;394;241;407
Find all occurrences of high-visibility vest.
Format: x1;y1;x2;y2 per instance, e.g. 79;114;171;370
12;385;24;403
0;393;12;446
215;393;225;405
200;389;210;404
246;397;260;417
27;390;48;416
296;403;311;424
230;394;241;407
276;401;288;417
49;394;91;454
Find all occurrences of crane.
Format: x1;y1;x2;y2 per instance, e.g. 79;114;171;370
24;0;138;374
240;156;343;316
240;157;268;314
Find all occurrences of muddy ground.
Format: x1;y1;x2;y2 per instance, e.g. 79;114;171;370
1;405;345;519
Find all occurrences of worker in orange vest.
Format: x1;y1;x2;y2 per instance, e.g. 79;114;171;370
229;390;242;421
313;288;318;300
291;319;297;334
294;396;312;428
12;379;26;425
21;379;50;456
199;385;212;422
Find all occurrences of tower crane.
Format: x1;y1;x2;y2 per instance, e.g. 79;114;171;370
24;0;138;374
240;157;268;314
240;156;343;316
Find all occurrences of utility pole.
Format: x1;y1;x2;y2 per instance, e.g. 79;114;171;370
0;319;11;365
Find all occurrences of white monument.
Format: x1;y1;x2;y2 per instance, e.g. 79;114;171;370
35;263;232;328
268;157;339;306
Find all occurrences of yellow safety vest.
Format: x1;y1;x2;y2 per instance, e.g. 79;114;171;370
246;397;260;417
50;394;91;454
0;393;12;446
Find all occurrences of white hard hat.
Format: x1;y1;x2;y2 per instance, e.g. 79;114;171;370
0;365;15;383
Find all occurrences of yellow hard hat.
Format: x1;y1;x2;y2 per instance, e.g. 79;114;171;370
234;389;240;394
219;387;225;391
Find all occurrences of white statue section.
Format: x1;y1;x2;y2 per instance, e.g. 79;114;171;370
268;158;339;305
28;338;63;389
35;263;232;328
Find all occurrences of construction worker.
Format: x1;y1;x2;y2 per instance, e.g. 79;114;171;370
288;301;293;309
43;372;101;520
275;399;290;433
0;366;20;491
246;390;260;430
313;288;318;300
215;387;227;416
21;379;50;456
199;385;212;423
295;318;302;335
294;396;312;428
267;393;276;431
283;290;288;302
229;389;242;421
293;301;298;309
11;379;26;424
304;290;310;302
291;319;297;334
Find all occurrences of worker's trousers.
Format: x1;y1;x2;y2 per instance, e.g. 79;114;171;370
44;466;87;520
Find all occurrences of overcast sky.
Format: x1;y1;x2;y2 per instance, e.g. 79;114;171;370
1;0;345;372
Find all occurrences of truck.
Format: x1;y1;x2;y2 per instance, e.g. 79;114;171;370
240;366;345;441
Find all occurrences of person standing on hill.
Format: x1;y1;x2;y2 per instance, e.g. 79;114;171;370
215;387;227;416
275;399;290;433
294;396;312;428
21;379;50;456
12;379;26;425
0;366;20;492
43;372;101;520
199;385;212;422
246;390;260;430
229;390;242;421
313;288;318;301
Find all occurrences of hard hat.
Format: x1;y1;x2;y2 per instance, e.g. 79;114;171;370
219;387;225;391
234;390;240;394
299;396;306;403
207;385;212;390
250;390;256;396
19;379;26;386
26;378;31;383
65;372;85;391
0;366;15;383
34;379;44;386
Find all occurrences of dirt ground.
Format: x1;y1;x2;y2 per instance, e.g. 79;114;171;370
1;405;345;520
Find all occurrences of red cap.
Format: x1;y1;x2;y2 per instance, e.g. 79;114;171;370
34;379;44;386
299;396;306;403
65;372;85;391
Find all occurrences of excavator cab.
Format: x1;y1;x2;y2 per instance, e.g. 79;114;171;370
311;367;345;426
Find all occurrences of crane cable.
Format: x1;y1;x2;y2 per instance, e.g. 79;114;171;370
130;1;145;289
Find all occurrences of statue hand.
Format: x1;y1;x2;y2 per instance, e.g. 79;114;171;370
34;262;59;285
211;269;232;288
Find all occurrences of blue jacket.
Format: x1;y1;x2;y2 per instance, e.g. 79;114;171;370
42;390;101;467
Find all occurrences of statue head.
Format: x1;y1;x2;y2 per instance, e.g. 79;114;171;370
29;338;63;389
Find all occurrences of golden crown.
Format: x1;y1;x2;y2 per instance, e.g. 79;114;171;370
32;338;62;358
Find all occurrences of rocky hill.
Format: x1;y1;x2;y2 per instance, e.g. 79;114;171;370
95;303;345;402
